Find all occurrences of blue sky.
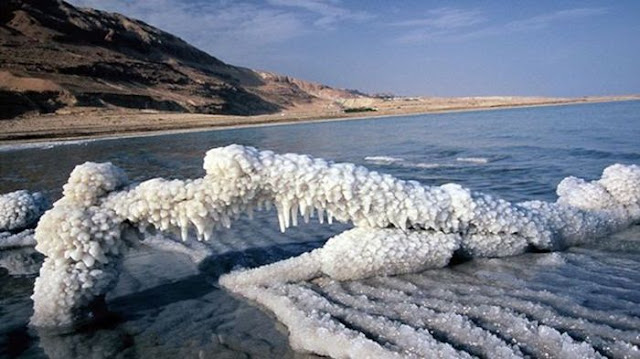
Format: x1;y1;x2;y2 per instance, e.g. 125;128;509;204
67;0;640;97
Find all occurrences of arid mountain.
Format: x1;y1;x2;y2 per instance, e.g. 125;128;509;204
0;0;365;119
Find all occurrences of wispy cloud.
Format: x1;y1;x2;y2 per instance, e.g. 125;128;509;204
69;1;304;45
393;7;486;43
66;0;369;63
267;0;373;27
393;8;485;29
505;7;608;32
394;7;607;44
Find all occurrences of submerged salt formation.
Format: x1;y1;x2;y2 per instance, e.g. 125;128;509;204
0;190;49;232
30;144;640;330
0;190;49;256
0;246;43;276
0;229;36;249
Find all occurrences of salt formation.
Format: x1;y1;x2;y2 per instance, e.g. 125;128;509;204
31;162;129;328
0;229;36;249
0;191;48;258
0;190;48;232
30;145;640;338
0;246;42;275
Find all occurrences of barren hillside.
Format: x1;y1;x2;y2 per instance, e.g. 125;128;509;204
0;0;365;119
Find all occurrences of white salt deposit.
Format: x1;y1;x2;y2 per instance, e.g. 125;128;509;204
0;246;42;275
364;155;445;169
31;162;129;327
364;156;405;164
0;138;98;152
141;233;212;264
0;190;48;232
456;157;490;164
0;229;36;249
28;143;640;358
410;162;443;169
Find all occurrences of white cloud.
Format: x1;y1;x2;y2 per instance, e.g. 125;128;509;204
393;8;485;30
267;0;373;27
505;7;608;32
394;6;607;44
392;7;485;43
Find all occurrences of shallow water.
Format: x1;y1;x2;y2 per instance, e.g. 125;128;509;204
1;100;639;358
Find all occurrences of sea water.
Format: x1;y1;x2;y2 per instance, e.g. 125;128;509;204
1;101;639;357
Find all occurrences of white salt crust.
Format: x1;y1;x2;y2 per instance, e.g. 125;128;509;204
0;190;48;232
31;163;128;327
0;229;36;249
0;245;41;276
29;145;640;338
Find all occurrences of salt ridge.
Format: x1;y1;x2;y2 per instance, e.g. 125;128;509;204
364;155;405;163
365;155;491;169
0;138;98;152
456;157;490;164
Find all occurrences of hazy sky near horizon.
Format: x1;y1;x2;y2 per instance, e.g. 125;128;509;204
67;0;639;97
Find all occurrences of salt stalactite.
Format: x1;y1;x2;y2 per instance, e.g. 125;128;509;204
30;144;640;329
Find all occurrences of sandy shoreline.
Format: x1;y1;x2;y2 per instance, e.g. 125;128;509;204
1;95;638;145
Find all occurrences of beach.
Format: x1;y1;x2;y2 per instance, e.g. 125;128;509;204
2;95;638;144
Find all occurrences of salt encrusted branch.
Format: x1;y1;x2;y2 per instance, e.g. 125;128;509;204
29;145;640;328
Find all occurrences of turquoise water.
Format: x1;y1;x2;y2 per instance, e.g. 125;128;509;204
1;100;639;358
